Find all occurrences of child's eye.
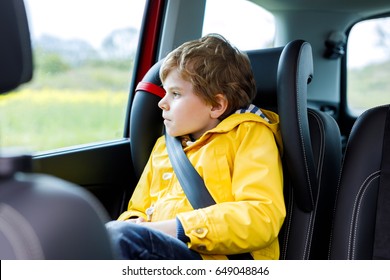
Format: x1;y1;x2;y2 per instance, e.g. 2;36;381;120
172;92;180;97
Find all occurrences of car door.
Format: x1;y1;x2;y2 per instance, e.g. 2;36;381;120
0;0;165;219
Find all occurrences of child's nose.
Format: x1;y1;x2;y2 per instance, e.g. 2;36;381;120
158;96;169;110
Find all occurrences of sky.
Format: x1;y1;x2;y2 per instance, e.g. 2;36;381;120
24;0;388;68
23;0;273;50
24;0;147;49
347;19;389;68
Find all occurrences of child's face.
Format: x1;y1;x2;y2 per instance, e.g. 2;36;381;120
158;69;220;140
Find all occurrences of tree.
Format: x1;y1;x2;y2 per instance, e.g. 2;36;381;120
33;35;98;67
101;27;139;60
375;17;390;58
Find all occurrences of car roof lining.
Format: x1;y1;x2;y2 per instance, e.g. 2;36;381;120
250;0;390;16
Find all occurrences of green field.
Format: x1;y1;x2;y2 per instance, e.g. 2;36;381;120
348;61;390;112
0;88;128;152
0;51;132;152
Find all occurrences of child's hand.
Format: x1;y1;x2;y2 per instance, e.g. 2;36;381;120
125;218;176;238
126;217;146;224
137;219;177;238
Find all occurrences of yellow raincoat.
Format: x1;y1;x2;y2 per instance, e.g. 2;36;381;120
118;107;285;260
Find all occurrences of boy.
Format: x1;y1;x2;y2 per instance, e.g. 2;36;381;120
106;34;285;260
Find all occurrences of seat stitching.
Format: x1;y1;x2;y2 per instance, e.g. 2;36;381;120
307;110;325;184
0;203;45;259
302;211;315;259
328;130;351;259
280;187;294;259
348;172;380;259
295;50;314;207
291;44;315;259
303;111;325;259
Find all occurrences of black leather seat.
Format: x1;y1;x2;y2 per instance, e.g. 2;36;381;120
248;40;342;259
0;156;115;259
277;40;342;260
130;40;342;260
329;104;390;259
0;0;114;260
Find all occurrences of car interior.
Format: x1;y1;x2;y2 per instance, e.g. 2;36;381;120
1;0;390;260
0;0;114;260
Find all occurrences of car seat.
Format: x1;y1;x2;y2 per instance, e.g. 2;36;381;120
247;40;342;259
329;104;390;259
129;60;165;179
276;40;342;259
0;0;115;259
130;40;342;260
0;0;32;93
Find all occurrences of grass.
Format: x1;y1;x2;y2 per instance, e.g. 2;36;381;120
348;61;390;112
0;88;129;152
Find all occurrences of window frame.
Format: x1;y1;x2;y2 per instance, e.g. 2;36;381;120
340;13;390;135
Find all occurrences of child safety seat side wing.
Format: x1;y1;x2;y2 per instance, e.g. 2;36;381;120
130;60;165;179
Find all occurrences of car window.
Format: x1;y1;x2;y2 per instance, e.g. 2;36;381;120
0;0;146;152
202;0;275;50
347;17;390;115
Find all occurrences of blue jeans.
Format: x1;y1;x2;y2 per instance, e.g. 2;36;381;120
105;221;202;260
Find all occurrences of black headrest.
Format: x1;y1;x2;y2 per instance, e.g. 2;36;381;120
0;0;33;94
277;40;315;211
247;47;284;112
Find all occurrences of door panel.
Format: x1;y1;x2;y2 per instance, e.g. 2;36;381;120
32;139;136;219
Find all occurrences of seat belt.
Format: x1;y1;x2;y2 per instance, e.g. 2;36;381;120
165;131;253;260
373;106;390;260
165;132;216;209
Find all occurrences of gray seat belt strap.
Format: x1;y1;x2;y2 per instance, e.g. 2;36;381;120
165;132;216;209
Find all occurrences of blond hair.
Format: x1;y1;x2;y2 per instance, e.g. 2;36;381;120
160;34;256;120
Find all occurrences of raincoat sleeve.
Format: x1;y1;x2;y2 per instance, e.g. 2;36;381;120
116;141;158;221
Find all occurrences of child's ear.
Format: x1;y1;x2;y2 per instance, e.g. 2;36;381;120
210;94;228;119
